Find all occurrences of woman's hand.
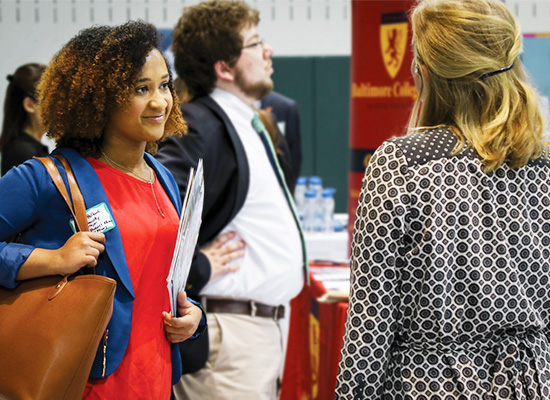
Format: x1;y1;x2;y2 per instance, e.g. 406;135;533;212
54;232;106;274
16;231;106;281
162;291;203;343
200;231;245;282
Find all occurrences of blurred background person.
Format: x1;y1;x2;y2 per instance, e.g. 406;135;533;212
260;90;302;179
336;0;550;398
173;77;193;104
256;107;296;191
0;62;48;176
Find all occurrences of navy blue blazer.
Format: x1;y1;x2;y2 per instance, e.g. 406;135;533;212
0;148;190;383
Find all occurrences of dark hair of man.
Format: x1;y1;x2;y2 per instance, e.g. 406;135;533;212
38;20;186;157
172;0;259;98
0;63;46;150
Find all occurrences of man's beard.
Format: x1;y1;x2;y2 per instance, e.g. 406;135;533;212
234;67;273;101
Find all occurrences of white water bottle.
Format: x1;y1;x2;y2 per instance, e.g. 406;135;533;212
320;188;336;232
308;176;323;204
294;176;307;224
303;189;318;232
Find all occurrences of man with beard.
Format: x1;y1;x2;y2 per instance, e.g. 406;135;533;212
155;1;306;399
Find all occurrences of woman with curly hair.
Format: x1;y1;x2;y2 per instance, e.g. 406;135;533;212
0;21;206;398
0;62;47;176
337;0;550;398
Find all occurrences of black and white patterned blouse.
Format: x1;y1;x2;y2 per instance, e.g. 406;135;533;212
336;127;550;400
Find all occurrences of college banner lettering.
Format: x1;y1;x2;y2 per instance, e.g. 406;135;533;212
348;0;417;238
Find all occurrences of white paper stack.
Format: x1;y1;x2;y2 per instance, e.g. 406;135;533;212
167;159;204;316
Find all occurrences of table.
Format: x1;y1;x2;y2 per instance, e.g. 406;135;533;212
280;264;350;400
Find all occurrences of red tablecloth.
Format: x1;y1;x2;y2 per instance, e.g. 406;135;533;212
280;266;349;400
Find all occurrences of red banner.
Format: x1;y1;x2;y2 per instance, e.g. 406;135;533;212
348;0;417;235
281;4;418;398
280;268;348;400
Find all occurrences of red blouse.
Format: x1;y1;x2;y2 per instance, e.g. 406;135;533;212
83;158;180;400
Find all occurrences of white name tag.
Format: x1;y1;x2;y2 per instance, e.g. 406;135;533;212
70;202;116;233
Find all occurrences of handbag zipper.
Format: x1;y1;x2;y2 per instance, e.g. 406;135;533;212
102;329;109;378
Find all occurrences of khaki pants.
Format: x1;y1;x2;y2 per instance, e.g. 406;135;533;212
173;313;283;400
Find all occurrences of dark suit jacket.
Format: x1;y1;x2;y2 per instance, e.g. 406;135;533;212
155;94;295;374
261;91;302;178
156;95;295;297
156;96;247;297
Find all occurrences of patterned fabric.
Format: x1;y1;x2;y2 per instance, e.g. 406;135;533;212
336;127;550;400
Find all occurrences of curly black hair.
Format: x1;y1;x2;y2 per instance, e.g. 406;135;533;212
39;20;185;156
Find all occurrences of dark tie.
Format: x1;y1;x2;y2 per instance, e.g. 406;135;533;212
251;114;308;277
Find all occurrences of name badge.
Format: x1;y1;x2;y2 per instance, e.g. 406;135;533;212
70;202;116;233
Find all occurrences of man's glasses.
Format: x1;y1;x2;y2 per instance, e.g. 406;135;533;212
242;39;264;50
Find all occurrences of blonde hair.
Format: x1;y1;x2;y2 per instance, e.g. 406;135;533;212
409;0;545;171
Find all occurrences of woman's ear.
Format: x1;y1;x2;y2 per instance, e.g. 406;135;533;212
22;97;38;115
214;60;235;83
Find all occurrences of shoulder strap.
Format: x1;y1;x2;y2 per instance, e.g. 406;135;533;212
53;155;89;232
35;155;89;232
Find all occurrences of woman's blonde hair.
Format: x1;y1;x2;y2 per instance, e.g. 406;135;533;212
409;0;545;171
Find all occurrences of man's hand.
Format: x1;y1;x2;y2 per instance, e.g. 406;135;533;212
200;231;245;282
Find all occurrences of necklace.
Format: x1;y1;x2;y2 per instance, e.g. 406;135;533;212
100;150;165;218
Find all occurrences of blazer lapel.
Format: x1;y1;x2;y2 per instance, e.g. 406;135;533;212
54;148;135;299
196;96;249;222
145;153;182;217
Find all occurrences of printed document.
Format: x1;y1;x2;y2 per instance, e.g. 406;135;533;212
167;159;204;316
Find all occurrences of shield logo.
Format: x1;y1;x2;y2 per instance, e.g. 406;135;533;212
380;11;409;79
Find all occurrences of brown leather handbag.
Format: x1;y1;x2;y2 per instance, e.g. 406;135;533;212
0;155;117;400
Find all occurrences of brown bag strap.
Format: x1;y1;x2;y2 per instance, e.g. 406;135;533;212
35;155;89;232
53;155;89;232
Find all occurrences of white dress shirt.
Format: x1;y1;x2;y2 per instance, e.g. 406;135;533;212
200;88;303;306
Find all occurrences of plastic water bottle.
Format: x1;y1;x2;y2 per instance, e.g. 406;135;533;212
320;188;336;232
308;176;323;204
303;189;318;232
294;176;307;224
